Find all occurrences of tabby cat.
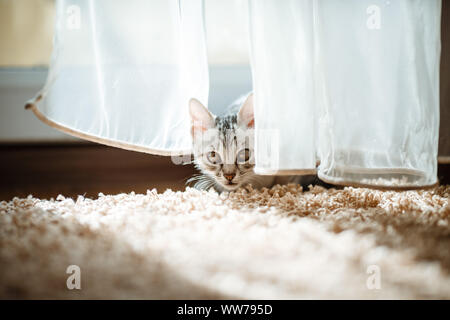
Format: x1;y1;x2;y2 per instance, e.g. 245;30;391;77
188;93;315;192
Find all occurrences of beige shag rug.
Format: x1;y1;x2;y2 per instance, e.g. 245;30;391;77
1;184;450;299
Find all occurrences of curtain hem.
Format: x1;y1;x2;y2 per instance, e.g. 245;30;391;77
25;97;192;157
318;173;438;190
255;167;438;189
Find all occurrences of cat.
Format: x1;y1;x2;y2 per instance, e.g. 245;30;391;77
187;93;317;192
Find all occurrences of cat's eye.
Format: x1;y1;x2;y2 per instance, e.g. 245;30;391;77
206;151;222;165
237;148;251;164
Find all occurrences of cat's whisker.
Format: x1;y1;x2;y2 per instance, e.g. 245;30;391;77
187;173;218;191
186;174;205;183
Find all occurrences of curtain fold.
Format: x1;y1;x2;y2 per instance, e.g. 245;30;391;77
26;0;208;155
248;0;441;188
248;0;317;175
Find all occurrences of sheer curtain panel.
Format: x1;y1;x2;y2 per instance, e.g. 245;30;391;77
26;0;208;155
248;0;441;188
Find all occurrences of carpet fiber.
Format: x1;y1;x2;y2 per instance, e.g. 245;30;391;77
1;184;449;299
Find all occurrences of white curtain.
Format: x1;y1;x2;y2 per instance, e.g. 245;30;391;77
27;0;208;155
28;0;441;188
249;0;441;188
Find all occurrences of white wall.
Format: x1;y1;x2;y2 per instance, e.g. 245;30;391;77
0;69;78;142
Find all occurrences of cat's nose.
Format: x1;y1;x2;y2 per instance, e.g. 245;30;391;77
224;173;235;182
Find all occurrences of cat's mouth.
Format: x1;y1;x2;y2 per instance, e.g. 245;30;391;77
221;182;239;191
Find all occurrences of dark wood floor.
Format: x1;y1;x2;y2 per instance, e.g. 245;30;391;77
0;143;448;201
0;143;196;201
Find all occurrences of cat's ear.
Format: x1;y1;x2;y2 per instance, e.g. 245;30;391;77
189;98;214;135
238;93;254;128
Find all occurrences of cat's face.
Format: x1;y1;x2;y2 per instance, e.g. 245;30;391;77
189;94;258;191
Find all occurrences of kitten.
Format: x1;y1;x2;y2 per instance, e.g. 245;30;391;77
188;93;315;192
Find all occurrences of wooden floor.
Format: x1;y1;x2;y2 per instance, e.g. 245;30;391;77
0;143;449;201
0;143;196;201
